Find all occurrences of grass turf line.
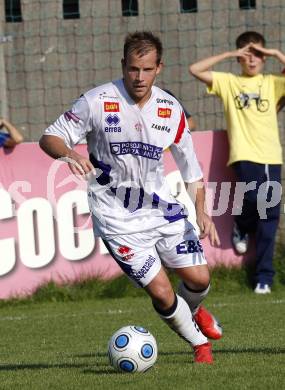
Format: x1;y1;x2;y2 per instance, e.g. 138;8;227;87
0;292;284;389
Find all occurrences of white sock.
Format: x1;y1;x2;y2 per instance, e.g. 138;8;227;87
157;295;207;346
178;282;210;315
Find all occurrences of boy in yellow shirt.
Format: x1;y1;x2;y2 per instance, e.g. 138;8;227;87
189;31;285;294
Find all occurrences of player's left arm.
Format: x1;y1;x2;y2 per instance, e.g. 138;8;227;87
185;180;220;246
169;110;220;246
187;116;196;132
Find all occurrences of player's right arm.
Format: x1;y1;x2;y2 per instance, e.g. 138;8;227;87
39;135;93;176
39;95;94;176
189;45;251;86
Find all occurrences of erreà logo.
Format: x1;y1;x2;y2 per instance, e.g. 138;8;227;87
158;108;172;118
104;102;120;112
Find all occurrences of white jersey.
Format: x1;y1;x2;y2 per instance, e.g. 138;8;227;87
45;79;203;238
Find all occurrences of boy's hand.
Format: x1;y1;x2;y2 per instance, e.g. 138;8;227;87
231;44;252;60
249;43;277;57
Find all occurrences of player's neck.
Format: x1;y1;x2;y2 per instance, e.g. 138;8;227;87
123;81;152;108
136;92;152;108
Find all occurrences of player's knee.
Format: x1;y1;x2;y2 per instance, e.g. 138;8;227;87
176;264;210;290
185;270;210;291
190;278;210;291
148;284;174;309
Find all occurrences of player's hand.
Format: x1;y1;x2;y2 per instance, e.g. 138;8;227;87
67;151;95;179
196;211;220;247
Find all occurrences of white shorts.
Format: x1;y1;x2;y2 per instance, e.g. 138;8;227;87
103;219;207;288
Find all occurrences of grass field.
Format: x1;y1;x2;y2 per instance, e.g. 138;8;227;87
0;279;284;390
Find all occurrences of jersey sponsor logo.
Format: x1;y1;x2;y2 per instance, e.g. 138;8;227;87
104;102;120;112
117;246;134;261
156;98;173;105
151;123;171;133
110;142;163;160
64;111;80;123
105;127;121;132
105;114;121;132
176;240;203;254
99;92;119;100
157;107;172;118
105;114;120;126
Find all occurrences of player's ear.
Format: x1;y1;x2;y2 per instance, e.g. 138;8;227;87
156;61;163;75
121;58;126;71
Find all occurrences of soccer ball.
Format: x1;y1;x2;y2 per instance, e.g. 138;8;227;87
108;325;158;373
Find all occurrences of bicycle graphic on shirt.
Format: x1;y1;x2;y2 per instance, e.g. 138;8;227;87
234;92;269;112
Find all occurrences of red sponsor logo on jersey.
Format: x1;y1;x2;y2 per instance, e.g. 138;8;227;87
104;102;120;112
117;246;134;261
157;107;172;118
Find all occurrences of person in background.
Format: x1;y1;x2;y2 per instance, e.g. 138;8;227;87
277;68;285;111
0;118;24;148
189;31;285;294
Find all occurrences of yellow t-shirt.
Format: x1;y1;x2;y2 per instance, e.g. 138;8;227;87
207;72;285;165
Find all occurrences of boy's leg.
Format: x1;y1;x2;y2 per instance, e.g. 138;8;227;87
255;164;281;289
232;161;260;235
232;162;281;290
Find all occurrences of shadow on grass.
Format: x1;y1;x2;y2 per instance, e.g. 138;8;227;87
1;346;284;373
73;352;106;358
214;347;285;354
0;361;119;374
159;346;285;356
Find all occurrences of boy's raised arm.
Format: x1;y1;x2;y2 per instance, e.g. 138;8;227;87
249;43;285;65
189;45;252;86
189;52;230;86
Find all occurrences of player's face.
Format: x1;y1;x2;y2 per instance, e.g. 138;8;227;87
122;49;162;107
239;43;265;76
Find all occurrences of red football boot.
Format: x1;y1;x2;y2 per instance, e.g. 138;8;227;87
193;342;213;364
194;306;223;340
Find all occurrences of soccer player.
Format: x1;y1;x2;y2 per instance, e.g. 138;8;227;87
189;31;285;294
40;31;221;364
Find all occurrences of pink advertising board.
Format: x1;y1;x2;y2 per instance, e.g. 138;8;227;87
0;131;251;299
